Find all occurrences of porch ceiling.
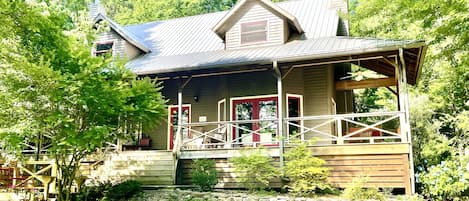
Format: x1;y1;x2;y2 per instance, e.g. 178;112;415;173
130;37;427;85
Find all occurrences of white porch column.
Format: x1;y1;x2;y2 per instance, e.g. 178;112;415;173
174;77;192;154
176;89;183;152
398;48;415;194
274;61;285;171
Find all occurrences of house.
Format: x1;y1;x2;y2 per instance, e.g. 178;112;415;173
89;0;427;194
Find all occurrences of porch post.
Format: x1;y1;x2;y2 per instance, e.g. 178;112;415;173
176;89;183;152
174;77;191;154
274;61;285;171
398;48;415;194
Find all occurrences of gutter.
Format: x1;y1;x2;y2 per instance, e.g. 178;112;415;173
133;40;426;76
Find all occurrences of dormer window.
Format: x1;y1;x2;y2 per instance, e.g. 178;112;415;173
95;41;114;57
241;20;267;44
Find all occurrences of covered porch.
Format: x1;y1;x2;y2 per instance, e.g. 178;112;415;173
126;38;426;194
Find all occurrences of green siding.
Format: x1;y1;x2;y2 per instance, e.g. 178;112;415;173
147;66;336;150
226;1;286;50
147;71;276;150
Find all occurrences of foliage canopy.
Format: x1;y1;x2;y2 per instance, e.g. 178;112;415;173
0;1;166;200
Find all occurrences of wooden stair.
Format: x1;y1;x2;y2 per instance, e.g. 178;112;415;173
0;193;13;201
87;151;175;185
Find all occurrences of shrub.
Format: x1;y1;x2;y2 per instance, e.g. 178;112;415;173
397;194;426;201
342;177;385;201
74;181;112;201
284;142;332;195
191;159;218;191
104;180;143;201
229;148;280;192
418;156;469;201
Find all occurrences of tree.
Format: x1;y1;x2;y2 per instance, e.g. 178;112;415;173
348;0;469;197
101;0;287;25
0;1;166;201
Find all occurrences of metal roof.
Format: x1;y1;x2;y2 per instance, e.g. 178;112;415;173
126;37;425;76
95;14;151;53
119;0;426;85
123;0;340;57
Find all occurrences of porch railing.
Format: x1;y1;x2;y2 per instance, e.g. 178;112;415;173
285;111;405;145
175;111;406;150
179;118;279;150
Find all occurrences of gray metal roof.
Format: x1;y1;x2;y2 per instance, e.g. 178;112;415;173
126;37;425;75
95;14;151;53
121;0;425;82
123;0;340;57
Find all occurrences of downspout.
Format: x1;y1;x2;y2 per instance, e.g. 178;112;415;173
399;48;415;194
273;61;285;173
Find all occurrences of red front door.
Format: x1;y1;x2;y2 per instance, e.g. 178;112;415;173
232;96;278;145
169;106;190;150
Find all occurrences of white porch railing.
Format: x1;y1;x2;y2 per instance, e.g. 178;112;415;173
175;111;405;150
179;118;279;150
285;111;405;145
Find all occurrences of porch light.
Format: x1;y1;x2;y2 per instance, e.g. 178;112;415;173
193;95;199;102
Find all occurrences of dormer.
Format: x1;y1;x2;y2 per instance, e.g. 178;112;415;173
89;1;150;60
213;0;303;50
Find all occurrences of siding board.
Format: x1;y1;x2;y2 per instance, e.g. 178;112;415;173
96;30;141;59
226;1;286;50
180;153;410;190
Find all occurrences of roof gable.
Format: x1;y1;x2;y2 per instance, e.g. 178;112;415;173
94;14;151;53
212;0;304;39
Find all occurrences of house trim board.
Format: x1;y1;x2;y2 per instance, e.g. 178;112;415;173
167;104;192;150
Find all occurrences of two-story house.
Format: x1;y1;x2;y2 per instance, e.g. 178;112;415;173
89;0;427;194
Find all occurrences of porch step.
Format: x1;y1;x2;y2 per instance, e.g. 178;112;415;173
86;150;175;185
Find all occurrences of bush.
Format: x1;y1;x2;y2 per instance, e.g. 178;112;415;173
284;142;332;195
397;194;426;201
191;159;218;191
342;177;385;201
104;180;143;201
74;181;112;201
229;148;280;192
418;156;469;201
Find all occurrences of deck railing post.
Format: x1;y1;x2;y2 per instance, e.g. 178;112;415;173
336;117;343;144
398;48;415;195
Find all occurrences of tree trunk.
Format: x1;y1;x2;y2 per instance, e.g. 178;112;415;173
56;159;79;201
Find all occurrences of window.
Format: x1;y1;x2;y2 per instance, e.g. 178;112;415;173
94;41;113;57
240;20;267;44
287;94;303;141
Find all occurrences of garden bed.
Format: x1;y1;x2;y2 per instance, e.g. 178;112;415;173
131;189;406;201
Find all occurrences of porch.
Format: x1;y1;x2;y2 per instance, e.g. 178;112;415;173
159;45;421;194
177;111;406;150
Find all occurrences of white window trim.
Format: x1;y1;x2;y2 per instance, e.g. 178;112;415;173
167;104;191;150
217;99;226;122
238;19;270;45
93;39;116;57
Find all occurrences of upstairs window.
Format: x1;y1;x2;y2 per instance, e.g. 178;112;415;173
240;20;267;44
94;41;114;57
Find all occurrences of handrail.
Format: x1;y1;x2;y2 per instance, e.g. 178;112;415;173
174;111;407;149
284;111;404;121
180;118;278;126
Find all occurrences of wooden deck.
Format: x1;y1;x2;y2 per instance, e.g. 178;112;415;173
179;143;411;194
0;143;412;197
